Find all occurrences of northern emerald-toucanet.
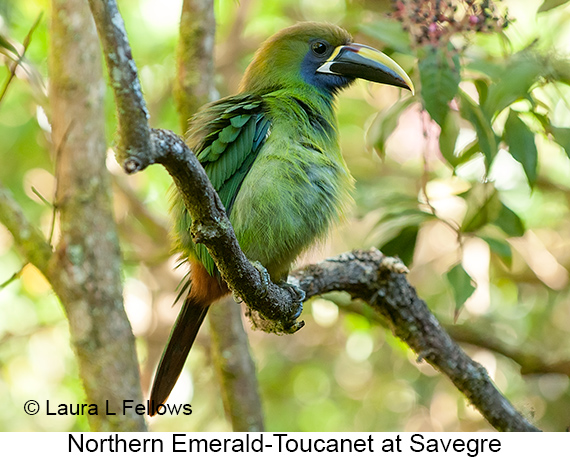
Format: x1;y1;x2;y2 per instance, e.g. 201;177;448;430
150;22;413;409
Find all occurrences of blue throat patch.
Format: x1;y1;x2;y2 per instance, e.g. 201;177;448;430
300;50;353;97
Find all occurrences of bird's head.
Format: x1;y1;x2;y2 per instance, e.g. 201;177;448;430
239;22;414;98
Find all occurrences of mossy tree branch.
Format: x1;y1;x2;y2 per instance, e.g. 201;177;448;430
291;250;540;432
0;186;52;274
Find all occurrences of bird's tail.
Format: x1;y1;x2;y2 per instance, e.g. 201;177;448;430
149;261;227;414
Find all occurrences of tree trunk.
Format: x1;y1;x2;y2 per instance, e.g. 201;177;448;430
49;0;146;432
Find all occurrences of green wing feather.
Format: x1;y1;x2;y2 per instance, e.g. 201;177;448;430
172;94;271;276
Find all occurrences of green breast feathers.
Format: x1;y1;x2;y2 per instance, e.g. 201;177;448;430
171;91;352;280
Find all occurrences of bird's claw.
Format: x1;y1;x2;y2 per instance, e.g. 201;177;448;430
234;260;270;303
251;260;271;298
280;281;306;304
245;262;306;333
289;319;305;333
232;291;243;304
278;281;305;323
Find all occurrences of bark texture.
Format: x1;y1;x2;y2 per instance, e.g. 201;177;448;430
49;0;146;431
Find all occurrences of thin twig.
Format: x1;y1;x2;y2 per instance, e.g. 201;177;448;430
0;184;53;274
0;13;43;105
0;268;24;289
339;298;570;378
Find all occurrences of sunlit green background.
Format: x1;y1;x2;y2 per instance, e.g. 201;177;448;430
1;0;570;431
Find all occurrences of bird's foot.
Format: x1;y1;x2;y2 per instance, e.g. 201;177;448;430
241;261;305;334
232;260;271;304
276;280;305;333
278;281;305;320
251;260;271;298
231;291;243;304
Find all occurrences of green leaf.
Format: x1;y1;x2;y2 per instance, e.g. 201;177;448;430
483;53;544;119
503;110;538;186
480;236;513;268
465;59;504;81
380;225;420;266
538;0;570;13
375;207;431;227
551;126;570;159
530;111;550;131
474;79;489;107
419;47;461;127
360;21;412;55
454;139;481;165
495;203;525;237
439;109;461;166
446;263;476;313
458;89;498;165
461;183;500;233
369;97;414;160
0;34;19;60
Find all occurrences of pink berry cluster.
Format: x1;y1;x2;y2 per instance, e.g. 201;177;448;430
389;0;509;49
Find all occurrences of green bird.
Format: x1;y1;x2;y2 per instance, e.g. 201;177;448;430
150;22;413;408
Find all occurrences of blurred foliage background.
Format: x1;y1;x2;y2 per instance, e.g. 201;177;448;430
1;0;570;431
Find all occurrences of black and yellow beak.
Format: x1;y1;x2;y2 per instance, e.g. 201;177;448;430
317;43;414;94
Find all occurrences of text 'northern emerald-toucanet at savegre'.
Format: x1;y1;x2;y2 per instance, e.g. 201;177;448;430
150;22;413;410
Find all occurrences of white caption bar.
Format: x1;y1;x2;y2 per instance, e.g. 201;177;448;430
1;431;554;456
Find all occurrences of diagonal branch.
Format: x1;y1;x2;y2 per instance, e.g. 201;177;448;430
0;185;53;275
1;0;146;431
445;324;570;377
337;299;570;378
0;13;43;105
291;249;540;432
86;0;152;167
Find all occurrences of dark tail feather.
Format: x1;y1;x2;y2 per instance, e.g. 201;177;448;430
149;297;210;414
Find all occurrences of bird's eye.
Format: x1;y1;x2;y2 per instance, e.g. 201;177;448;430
311;41;328;56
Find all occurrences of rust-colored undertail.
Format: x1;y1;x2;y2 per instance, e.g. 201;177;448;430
149;262;228;413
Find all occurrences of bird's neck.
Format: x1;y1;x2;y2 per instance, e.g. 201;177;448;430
272;84;337;115
260;86;339;149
